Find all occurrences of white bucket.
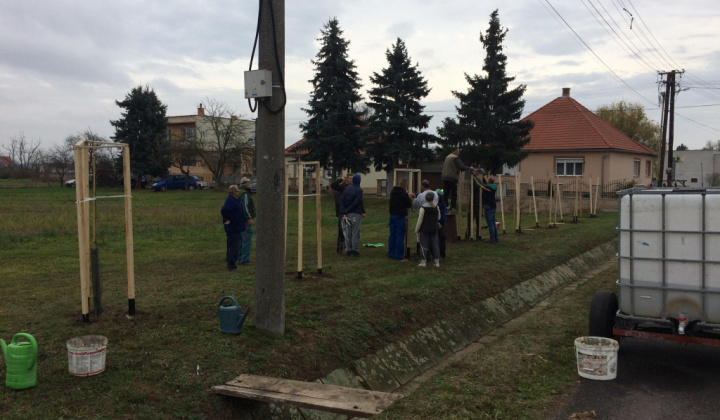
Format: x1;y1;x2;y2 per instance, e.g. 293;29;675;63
574;336;618;380
67;335;108;376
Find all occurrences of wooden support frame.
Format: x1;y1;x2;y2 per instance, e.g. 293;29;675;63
284;161;323;279
73;139;135;322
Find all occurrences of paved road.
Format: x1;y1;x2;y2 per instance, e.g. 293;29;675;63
547;337;720;420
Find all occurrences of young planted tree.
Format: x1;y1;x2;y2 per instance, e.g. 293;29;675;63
365;38;437;175
297;18;368;179
110;85;170;188
438;9;533;174
196;99;254;186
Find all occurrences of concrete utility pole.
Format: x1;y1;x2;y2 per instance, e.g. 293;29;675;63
658;70;682;186
255;0;285;336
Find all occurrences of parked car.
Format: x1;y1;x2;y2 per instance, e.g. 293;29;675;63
119;175;148;189
195;176;215;190
151;174;198;191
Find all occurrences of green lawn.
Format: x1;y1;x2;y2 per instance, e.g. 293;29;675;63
0;184;617;418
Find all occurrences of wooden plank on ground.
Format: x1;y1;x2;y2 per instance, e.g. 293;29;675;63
212;374;402;417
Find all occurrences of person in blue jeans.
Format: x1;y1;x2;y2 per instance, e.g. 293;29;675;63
236;177;256;265
340;174;365;256
472;170;498;243
388;177;416;261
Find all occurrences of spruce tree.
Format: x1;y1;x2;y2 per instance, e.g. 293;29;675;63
110;85;170;184
298;18;368;178
365;38;437;174
438;9;533;174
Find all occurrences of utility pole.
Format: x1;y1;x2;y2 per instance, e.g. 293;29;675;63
658;70;682;186
255;0;285;336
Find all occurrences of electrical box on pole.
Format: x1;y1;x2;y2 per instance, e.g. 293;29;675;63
244;70;273;98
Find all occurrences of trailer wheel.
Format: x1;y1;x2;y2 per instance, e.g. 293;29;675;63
589;291;618;338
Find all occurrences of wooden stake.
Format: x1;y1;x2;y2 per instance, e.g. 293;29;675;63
530;176;539;227
315;164;322;275
122;145;136;316
297;165;304;279
498;174;506;234
515;173;521;233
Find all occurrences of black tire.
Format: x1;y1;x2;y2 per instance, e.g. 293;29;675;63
161;185;167;192
588;290;618;338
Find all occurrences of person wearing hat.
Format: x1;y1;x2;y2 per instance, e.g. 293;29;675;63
236;177;256;265
441;147;474;213
221;185;245;270
340;174;365;256
415;191;441;268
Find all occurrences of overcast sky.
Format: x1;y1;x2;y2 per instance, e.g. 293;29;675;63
1;0;719;153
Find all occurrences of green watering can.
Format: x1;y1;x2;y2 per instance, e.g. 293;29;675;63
0;333;38;390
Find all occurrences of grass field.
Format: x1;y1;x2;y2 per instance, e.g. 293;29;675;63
0;184;618;418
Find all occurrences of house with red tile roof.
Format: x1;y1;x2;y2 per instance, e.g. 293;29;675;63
518;88;656;187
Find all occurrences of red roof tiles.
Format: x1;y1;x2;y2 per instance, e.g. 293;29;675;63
521;93;655;155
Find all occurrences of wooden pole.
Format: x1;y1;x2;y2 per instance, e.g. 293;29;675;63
594;177;600;217
530;176;539;227
74;142;91;322
315;163;322;275
469;172;475;240
573;178;579;223
498;175;506;234
122;145;136;316
557;178;564;222
297;164;304;279
284;163;290;253
515;173;521;233
546;177;553;228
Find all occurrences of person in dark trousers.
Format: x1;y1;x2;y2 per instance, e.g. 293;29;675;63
388;177;416;261
340;174;365;256
435;189;447;259
441;147;474;212
415;191;441;267
236;177;256;265
472;170;498;243
221;185;245;270
330;174;350;253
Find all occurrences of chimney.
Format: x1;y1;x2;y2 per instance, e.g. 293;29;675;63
231;115;238;120
562;87;570;98
197;103;205;116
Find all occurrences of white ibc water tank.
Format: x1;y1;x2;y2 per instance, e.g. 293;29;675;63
618;189;720;323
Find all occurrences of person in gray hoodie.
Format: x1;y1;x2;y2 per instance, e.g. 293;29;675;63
339;174;365;256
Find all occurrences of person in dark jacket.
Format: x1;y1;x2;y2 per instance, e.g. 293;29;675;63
472;170;498;243
236;177;256;265
441;147;474;212
340;174;365;256
221;185;245;270
330;174;350;253
436;189;447;259
388;177;416;261
415;191;440;267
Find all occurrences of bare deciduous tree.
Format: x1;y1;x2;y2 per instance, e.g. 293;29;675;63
2;132;43;179
196;98;255;185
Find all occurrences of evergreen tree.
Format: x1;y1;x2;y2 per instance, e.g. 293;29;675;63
438;10;533;174
365;38;437;174
110;85;170;185
297;18;368;178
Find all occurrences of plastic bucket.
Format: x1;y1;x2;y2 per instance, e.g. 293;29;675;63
575;336;618;380
67;335;107;376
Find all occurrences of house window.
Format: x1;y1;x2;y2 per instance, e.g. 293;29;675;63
645;160;651;176
556;158;583;176
181;128;196;141
633;159;640;177
691;178;698;183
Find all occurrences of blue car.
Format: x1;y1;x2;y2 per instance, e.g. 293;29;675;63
151;174;198;191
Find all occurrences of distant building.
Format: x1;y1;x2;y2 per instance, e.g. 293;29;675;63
166;104;255;183
672;149;720;187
